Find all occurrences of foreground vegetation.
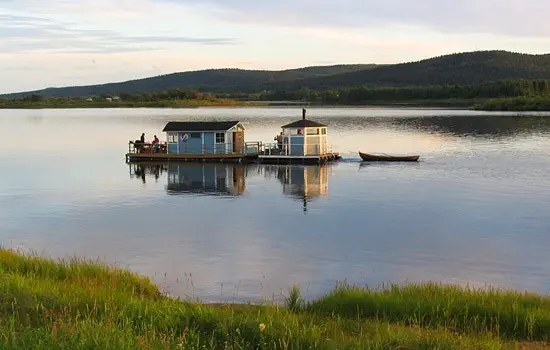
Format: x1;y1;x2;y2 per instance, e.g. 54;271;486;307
1;248;550;349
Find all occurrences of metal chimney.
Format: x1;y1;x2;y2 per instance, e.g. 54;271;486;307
302;108;306;120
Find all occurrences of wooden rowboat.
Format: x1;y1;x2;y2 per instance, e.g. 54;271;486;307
359;151;420;162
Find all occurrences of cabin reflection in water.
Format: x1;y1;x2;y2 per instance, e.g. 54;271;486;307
166;163;246;196
264;165;329;212
128;163;330;209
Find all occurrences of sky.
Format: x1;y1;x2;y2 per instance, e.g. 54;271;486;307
1;0;550;94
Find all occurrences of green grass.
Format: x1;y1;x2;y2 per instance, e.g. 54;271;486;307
1;248;548;349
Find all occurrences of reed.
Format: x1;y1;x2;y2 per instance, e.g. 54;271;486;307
1;248;546;349
305;281;550;341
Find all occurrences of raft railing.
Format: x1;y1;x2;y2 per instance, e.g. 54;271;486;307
262;142;334;156
128;141;262;155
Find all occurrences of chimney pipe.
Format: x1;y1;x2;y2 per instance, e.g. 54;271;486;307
302;108;306;120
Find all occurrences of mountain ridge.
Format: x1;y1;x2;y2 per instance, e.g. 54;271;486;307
3;50;550;98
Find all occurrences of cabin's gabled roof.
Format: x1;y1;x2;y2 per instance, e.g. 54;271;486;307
162;121;242;132
281;119;327;128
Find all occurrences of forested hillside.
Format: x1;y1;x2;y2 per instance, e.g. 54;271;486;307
3;50;550;101
275;51;550;90
3;65;376;98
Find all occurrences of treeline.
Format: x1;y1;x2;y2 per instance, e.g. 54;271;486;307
0;89;249;109
3;80;550;110
0;89;225;103
116;89;215;101
474;96;550;111
234;79;550;104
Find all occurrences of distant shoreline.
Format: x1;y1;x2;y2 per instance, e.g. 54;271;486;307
0;99;476;110
0;98;257;109
2;98;550;111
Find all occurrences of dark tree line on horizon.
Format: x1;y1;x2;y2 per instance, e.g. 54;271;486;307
237;79;550;103
2;80;550;107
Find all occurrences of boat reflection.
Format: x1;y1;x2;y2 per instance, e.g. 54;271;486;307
263;164;329;212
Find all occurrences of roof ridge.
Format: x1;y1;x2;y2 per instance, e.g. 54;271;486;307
162;120;241;132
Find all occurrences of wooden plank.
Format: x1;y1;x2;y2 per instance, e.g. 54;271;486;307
127;153;246;159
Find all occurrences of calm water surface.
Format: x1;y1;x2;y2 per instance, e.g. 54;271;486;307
1;107;549;302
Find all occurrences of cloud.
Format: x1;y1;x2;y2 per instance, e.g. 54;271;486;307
0;7;237;54
177;0;550;37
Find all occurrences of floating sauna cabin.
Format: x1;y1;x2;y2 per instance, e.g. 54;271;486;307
258;109;340;164
163;121;246;155
281;109;329;156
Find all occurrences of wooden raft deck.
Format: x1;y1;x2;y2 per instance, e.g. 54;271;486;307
125;141;341;164
125;152;340;164
125;152;258;163
125;140;262;163
256;153;341;164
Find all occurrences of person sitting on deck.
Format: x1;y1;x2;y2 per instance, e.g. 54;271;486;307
152;134;160;153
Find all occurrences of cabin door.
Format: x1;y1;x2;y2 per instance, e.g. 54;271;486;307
233;131;244;153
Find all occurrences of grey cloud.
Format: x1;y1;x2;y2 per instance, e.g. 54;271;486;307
0;12;238;54
178;0;550;37
119;36;236;45
0;14;53;24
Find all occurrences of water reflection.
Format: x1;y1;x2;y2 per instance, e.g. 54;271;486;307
128;162;330;209
393;115;550;138
165;163;246;196
263;165;329;212
129;163;168;183
3;108;550;301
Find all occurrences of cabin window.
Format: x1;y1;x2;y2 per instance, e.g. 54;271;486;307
190;132;201;139
306;128;319;135
321;128;327;135
215;132;225;143
167;133;177;143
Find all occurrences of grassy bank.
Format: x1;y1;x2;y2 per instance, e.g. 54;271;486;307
0;98;256;109
474;96;550;111
1;248;549;349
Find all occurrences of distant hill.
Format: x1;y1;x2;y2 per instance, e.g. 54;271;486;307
2;65;376;98
282;51;550;90
4;50;550;98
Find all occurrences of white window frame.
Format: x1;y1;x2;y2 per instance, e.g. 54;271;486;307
215;132;225;144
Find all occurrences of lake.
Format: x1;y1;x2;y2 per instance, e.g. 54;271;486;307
1;107;549;303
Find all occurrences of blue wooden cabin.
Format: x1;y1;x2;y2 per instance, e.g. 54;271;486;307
162;121;246;155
